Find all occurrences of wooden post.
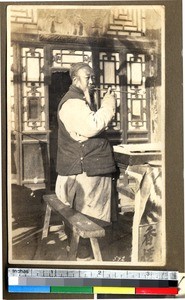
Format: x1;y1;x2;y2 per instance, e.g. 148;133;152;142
41;204;51;239
90;238;102;261
68;231;80;261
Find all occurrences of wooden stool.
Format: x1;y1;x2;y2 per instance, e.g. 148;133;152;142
42;194;105;261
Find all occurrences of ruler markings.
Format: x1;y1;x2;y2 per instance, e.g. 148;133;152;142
8;268;178;280
8;268;179;296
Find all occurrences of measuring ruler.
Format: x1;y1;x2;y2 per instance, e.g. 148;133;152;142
8;268;179;295
8;268;178;280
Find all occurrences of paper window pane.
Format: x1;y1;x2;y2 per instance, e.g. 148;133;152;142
27;57;40;81
28;98;40;120
62;55;83;63
131;62;142;85
132;100;141;120
104;62;115;84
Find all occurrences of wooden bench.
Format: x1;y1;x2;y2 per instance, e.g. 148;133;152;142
42;193;107;261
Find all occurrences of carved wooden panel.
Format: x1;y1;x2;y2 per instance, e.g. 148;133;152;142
52;49;92;68
10;7;146;37
107;8;145;36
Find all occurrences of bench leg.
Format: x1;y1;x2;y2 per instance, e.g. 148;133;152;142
68;231;80;260
42;204;51;239
90;238;102;261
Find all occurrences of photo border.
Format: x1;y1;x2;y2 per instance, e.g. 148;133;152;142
1;0;184;298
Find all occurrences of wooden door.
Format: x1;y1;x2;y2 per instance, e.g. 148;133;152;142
49;71;72;189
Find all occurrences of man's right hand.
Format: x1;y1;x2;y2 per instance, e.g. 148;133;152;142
101;87;116;112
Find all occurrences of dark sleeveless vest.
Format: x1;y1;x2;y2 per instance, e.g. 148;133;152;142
56;85;116;176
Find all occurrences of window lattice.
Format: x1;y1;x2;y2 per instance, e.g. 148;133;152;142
99;52;120;130
21;47;45;131
52;50;92;68
126;53;147;131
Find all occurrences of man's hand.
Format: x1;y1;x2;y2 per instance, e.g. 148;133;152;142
107;87;113;94
101;87;116;112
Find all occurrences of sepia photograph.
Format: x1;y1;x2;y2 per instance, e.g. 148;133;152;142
7;4;166;266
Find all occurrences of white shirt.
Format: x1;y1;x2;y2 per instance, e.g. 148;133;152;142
59;93;115;142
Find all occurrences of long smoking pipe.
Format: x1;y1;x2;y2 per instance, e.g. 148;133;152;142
94;87;145;95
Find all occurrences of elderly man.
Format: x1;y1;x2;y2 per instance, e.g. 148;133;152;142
55;62;116;259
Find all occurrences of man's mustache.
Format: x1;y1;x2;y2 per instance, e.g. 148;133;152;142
88;84;96;90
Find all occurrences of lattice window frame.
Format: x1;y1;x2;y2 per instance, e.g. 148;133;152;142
21;47;46;131
52;49;92;69
126;53;148;132
99;52;121;131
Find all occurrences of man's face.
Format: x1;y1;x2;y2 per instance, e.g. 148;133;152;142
74;66;95;94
